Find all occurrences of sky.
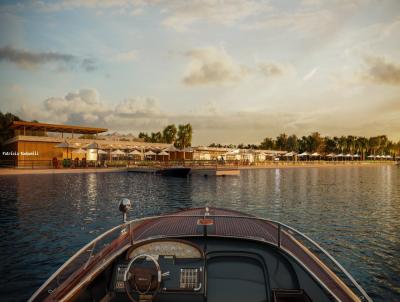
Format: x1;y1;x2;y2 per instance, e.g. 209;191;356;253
0;0;399;145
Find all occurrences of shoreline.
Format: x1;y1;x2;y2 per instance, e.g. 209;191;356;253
0;162;396;175
0;167;127;175
236;162;397;170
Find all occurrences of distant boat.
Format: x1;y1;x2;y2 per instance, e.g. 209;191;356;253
156;167;191;177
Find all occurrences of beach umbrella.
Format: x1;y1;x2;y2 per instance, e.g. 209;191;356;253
336;153;344;157
86;142;99;149
144;150;156;156
128;150;142;160
111;149;126;156
158;150;169;156
311;152;320;156
55;141;70;148
158;150;169;161
72;148;86;154
353;154;360;158
345;154;352;157
128;150;142;155
326;153;335;157
298;152;309;156
144;150;156;160
376;155;381;159
284;152;295;157
55;141;76;159
385;155;392;159
164;145;178;152
98;149;108;154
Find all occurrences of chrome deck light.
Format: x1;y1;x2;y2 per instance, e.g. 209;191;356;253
119;198;131;223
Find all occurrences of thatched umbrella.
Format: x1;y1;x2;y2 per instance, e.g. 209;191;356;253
128;149;142;160
158;150;169;161
144;150;156;160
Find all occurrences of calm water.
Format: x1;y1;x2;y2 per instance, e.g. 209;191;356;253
0;166;399;301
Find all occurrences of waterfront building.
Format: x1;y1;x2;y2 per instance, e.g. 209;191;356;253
192;146;286;163
1;121;172;167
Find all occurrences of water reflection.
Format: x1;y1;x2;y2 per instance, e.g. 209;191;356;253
0;166;399;301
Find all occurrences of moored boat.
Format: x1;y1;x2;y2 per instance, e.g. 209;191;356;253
28;203;372;302
156;167;191;177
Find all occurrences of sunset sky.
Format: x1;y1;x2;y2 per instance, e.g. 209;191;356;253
1;0;399;145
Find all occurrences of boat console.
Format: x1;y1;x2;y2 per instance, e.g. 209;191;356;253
107;237;316;302
110;239;205;302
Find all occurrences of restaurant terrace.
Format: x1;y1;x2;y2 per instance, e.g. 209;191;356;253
1;121;176;168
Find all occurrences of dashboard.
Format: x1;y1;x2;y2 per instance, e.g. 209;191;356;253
111;239;204;301
126;240;203;260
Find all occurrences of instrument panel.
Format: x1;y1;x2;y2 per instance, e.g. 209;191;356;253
127;240;203;259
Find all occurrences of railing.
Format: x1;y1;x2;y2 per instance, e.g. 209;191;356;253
28;217;152;302
29;214;372;302
270;219;373;302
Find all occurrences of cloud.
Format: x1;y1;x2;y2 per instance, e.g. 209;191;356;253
159;0;270;31
36;0;145;12
33;0;269;31
361;55;400;86
244;9;334;34
0;46;97;71
257;62;294;78
115;98;160;117
18;88;167;131
112;51;137;63
16;87;400;144
183;47;248;86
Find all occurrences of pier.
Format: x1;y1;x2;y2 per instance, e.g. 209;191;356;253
127;166;240;177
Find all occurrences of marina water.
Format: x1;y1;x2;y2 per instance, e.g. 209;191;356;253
0;165;399;301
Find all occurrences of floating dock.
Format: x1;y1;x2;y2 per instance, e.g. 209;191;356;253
190;167;240;177
127;167;157;174
127;166;240;177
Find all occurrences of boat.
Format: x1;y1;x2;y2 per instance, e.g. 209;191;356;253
28;201;372;302
156;167;191;177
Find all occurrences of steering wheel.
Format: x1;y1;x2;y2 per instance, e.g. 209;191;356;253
124;254;161;302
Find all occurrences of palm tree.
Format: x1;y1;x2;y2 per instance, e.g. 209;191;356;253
356;137;368;160
260;137;274;150
369;136;379;156
287;134;299;152
175;124;193;160
162;124;177;144
338;136;347;154
346;135;355;155
275;133;288;151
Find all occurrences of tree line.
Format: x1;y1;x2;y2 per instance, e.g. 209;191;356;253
211;132;400;157
1;111;398;157
138;123;193;149
0;112;21;146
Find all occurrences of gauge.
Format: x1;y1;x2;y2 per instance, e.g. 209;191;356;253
127;240;202;259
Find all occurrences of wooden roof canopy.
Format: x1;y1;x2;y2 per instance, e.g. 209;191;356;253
11;121;108;135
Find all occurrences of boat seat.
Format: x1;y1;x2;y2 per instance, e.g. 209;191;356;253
272;289;312;302
207;255;268;302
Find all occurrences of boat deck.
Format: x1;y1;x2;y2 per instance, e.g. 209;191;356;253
131;208;360;302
